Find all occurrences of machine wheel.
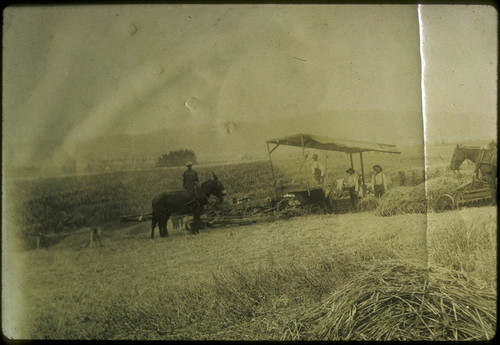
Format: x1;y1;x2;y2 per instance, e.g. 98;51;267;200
435;194;455;211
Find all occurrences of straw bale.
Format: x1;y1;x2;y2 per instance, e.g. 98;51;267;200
298;261;496;341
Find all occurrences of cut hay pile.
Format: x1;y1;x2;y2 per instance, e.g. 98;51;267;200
358;194;379;212
375;174;470;216
375;186;426;216
424;175;469;208
297;261;496;341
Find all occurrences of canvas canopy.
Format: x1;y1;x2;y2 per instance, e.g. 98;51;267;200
266;133;401;154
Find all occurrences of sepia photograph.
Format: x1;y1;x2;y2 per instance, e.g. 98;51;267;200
2;3;497;340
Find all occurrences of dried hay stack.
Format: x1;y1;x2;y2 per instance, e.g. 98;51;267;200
299;261;496;341
375;186;426;216
424;175;469;208
357;194;379;211
375;174;471;216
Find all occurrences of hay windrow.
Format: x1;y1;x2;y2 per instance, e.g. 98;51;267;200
295;261;496;341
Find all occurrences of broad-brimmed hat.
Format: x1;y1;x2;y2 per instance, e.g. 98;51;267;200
373;164;383;171
186;161;193;166
345;168;355;173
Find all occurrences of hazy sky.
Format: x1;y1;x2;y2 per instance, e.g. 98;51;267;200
2;4;497;166
420;5;497;143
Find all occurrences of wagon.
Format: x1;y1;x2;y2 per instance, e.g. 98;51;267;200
274;182;329;213
265;133;401;213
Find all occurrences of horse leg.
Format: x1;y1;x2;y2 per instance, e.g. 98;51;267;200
159;213;166;237
160;214;165;237
189;213;198;235
193;210;201;234
163;213;171;237
151;213;158;239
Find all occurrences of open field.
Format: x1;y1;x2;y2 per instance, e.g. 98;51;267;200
4;142;496;340
6;206;496;340
8;145;428;246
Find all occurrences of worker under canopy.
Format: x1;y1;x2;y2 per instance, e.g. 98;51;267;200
265;133;402;198
266;133;401;154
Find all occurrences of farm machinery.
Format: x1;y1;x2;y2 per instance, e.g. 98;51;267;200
435;179;493;211
266;133;401;213
121;133;403;230
120;195;298;230
435;142;496;211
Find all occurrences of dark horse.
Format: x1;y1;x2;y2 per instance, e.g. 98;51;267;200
450;142;497;204
151;173;226;239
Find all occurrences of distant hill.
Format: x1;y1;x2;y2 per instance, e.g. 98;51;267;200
73;121;275;163
11;110;494;171
72;109;424;164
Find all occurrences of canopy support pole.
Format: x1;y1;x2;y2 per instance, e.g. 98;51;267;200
268;143;280;155
359;152;366;193
300;135;310;196
349;153;354;170
325;151;328;181
266;142;279;197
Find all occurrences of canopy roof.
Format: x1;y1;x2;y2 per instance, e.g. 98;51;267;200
266;133;401;154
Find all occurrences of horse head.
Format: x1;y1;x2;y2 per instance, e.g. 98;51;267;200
450;144;465;171
210;173;226;202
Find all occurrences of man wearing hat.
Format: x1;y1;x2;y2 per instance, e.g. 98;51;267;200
345;168;359;211
310;153;325;184
183;161;199;192
371;164;387;198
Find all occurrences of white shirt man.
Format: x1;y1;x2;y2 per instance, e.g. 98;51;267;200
310;154;325;184
371;165;387;198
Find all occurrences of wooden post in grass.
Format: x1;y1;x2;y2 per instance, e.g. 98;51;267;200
85;227;102;248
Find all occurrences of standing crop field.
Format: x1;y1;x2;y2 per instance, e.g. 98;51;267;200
10;161;277;244
10;147;428;247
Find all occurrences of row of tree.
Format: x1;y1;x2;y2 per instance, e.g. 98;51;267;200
156;149;197;167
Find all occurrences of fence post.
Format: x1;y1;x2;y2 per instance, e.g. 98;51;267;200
89;229;94;248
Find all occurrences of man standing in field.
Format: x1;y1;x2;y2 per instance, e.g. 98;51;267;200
183;161;199;192
346;168;359;211
310;153;325;184
371;164;388;198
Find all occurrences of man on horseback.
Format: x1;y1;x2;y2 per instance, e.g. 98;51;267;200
183;161;199;192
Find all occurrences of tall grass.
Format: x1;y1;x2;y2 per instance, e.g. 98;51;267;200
15;207;495;340
427;207;497;287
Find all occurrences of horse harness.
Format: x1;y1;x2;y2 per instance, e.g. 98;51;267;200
184;183;209;208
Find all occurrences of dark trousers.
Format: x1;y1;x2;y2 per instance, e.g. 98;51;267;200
348;187;358;211
374;184;385;198
314;169;324;184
